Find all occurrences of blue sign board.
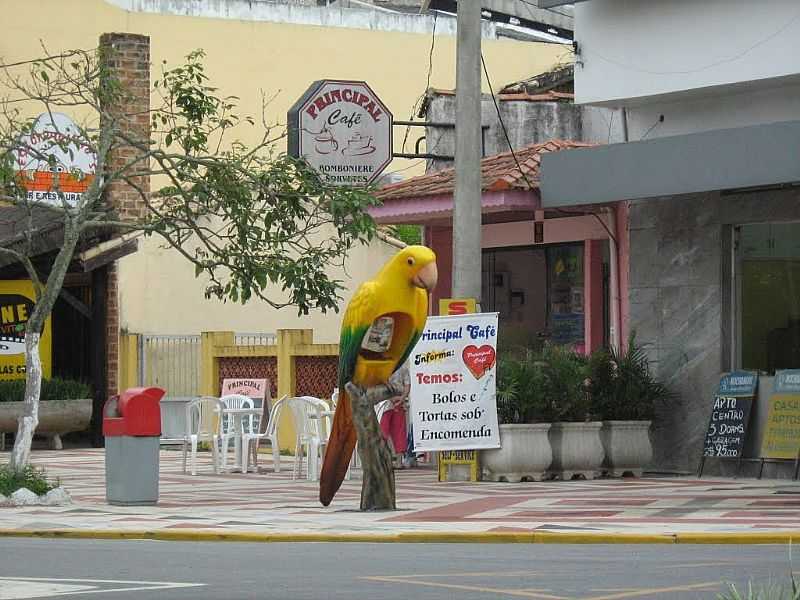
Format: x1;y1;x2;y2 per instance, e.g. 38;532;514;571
775;370;800;394
717;371;758;397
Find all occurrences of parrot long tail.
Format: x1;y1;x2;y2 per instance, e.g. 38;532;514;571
319;388;357;506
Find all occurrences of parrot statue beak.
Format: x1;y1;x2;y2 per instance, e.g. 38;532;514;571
413;261;438;292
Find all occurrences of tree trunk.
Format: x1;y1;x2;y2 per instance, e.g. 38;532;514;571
7;221;82;472
346;381;402;511
8;333;43;471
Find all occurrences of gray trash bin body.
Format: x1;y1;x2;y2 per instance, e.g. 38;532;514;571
103;387;165;506
105;435;160;505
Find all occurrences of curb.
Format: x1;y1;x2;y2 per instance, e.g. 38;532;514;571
1;529;798;544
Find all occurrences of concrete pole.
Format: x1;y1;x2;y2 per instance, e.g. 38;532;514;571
451;0;482;300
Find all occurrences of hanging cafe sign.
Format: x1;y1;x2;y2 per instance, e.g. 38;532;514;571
288;80;393;186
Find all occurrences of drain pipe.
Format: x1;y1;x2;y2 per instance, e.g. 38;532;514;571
606;207;621;353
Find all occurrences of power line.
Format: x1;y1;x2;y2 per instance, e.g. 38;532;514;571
581;10;800;76
402;10;438;153
480;51;617;244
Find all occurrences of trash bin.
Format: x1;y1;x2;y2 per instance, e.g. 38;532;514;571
103;387;165;506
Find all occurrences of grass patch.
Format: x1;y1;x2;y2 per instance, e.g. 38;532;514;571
0;464;60;496
718;580;800;599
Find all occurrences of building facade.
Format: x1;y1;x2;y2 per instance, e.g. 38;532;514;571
541;0;800;474
0;0;567;414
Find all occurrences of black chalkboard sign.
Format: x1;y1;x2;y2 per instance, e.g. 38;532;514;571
702;395;754;457
699;371;757;475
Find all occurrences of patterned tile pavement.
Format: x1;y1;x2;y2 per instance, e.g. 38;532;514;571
3;449;800;535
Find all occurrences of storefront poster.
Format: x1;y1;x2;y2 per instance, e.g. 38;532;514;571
0;280;52;381
761;370;800;459
410;313;500;452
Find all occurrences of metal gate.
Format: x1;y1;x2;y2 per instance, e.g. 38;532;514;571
138;334;201;398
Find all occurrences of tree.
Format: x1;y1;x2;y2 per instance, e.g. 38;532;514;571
0;42;378;471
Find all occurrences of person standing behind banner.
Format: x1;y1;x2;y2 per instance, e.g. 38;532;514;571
380;363;410;468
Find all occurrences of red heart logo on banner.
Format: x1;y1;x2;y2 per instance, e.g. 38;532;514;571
462;345;496;380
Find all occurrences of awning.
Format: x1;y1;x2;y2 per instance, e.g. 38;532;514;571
540;120;800;207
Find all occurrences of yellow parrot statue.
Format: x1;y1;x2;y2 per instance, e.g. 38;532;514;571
319;245;437;508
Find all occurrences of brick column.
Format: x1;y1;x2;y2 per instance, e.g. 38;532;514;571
99;33;151;398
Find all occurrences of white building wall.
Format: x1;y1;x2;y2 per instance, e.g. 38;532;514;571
625;80;800;141
574;0;800;107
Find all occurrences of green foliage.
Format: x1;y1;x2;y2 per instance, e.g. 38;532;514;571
389;225;422;246
587;333;673;421
0;464;59;496
147;51;379;315
717;579;800;600
497;343;591;424
0;378;91;403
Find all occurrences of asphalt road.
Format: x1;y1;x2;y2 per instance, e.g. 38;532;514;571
0;539;794;600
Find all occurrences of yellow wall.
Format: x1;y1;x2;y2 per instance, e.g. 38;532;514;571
2;1;568;343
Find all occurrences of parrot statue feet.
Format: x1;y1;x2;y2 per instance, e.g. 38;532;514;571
346;381;398;511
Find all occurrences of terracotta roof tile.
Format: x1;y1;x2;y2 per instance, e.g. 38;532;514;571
375;139;594;201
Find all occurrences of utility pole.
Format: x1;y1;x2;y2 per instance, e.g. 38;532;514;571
451;0;482;301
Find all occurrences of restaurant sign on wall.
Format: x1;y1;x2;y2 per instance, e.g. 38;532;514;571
288;80;393;186
13;112;96;207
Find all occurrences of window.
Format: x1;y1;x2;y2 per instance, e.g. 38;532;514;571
737;223;800;373
481;243;587;350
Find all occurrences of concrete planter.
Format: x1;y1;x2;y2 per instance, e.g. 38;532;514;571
0;399;92;449
600;420;653;477
548;421;605;480
481;423;553;482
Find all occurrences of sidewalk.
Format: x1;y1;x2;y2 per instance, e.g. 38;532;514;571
2;449;800;541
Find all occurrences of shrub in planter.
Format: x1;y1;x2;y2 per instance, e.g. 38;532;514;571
482;349;554;482
537;345;605;480
588;334;674;477
0;378;93;450
0;378;92;403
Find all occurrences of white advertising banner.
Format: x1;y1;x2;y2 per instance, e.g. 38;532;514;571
410;313;500;452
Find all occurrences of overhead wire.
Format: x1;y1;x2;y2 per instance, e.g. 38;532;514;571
480;51;617;244
401;10;438;154
580;10;800;76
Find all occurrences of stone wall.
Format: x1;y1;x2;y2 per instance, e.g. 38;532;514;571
423;94;623;172
627;187;800;473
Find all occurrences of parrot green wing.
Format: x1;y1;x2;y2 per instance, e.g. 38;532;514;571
338;280;379;388
392;286;430;374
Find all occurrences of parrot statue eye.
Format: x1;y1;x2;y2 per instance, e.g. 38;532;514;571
407;257;415;266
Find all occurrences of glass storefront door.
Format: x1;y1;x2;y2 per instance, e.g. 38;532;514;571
736;222;800;373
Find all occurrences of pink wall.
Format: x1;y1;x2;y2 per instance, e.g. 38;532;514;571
482;215;611;249
426;226;453;312
425;207;631;350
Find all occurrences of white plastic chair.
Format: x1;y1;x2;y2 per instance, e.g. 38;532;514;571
182;396;223;475
219;394;254;472
241;394;288;474
288;396;330;481
330;388;339;409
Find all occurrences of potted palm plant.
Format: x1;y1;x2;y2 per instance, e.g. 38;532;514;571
482;348;555;482
543;344;606;480
588;334;672;477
